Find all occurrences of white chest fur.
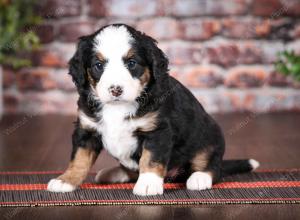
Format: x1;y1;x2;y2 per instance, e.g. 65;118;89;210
100;103;139;170
79;102;157;171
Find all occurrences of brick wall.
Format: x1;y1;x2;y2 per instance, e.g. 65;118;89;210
3;0;300;114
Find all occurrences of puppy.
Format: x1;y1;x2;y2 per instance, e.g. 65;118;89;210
47;24;259;196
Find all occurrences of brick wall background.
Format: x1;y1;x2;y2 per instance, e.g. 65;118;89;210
3;0;300;114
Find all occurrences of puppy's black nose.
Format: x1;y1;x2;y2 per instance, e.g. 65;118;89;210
109;85;123;97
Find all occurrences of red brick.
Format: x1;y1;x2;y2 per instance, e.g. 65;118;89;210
3;68;16;89
177;65;224;88
91;0;158;17
3;92;19;107
193;90;229;113
222;18;271;39
38;0;81;18
49;69;76;92
292;23;300;38
3;91;20;114
292;80;300;89
168;66;181;79
180;19;221;40
16;68;75;92
193;88;300;113
58;21;95;42
204;42;238;67
88;0;106;17
166;41;265;67
252;0;282;17
253;0;300;17
268;19;294;41
266;71;290;87
31;43;75;68
203;41;262;67
232;42;262;65
17;69;55;91
260;41;284;64
268;70;300;89
287;1;300;16
32;50;66;68
53;43;76;62
224;92;254;112
137;18;179;40
35;24;55;44
225;66;268;88
249;90;300;112
287;41;300;55
164;0;248;16
160;42;202;65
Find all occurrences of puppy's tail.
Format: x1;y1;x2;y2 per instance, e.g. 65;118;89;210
221;159;260;176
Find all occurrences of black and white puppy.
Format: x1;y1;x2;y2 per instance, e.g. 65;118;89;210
47;24;259;196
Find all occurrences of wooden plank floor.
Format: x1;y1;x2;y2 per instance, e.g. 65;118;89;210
0;113;299;219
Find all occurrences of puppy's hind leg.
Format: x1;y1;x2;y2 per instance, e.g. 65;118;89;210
186;147;222;191
95;165;138;184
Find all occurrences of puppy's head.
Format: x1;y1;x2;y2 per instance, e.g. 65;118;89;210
69;24;169;104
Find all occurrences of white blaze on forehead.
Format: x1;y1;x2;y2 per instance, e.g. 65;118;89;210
93;25;133;58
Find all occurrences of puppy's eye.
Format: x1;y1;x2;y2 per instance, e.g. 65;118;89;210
127;59;137;69
94;63;103;72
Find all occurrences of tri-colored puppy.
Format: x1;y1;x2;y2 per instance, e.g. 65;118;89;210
47;24;259;196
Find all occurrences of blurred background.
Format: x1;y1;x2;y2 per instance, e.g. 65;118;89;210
1;0;300;116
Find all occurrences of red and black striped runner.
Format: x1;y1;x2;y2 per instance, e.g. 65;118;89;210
0;169;299;207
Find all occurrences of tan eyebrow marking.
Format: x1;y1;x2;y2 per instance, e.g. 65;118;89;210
96;52;106;62
86;69;96;87
124;48;135;59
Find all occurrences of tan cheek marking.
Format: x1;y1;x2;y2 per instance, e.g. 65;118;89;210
57;148;97;186
190;147;212;171
139;148;166;177
87;69;97;88
140;68;151;87
136;111;158;132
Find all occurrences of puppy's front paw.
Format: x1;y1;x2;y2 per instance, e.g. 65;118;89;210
186;171;212;191
47;179;76;193
133;173;164;196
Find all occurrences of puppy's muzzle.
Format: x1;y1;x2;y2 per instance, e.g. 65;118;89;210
109;85;123;97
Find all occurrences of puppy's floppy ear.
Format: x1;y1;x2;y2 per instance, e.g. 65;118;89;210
68;37;90;90
143;35;169;80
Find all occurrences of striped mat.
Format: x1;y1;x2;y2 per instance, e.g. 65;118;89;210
0;169;299;207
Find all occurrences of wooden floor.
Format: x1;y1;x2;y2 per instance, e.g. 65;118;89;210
0;113;299;219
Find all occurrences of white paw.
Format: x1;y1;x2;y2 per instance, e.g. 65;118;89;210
186;171;212;191
47;179;76;193
249;159;260;170
133;173;164;196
